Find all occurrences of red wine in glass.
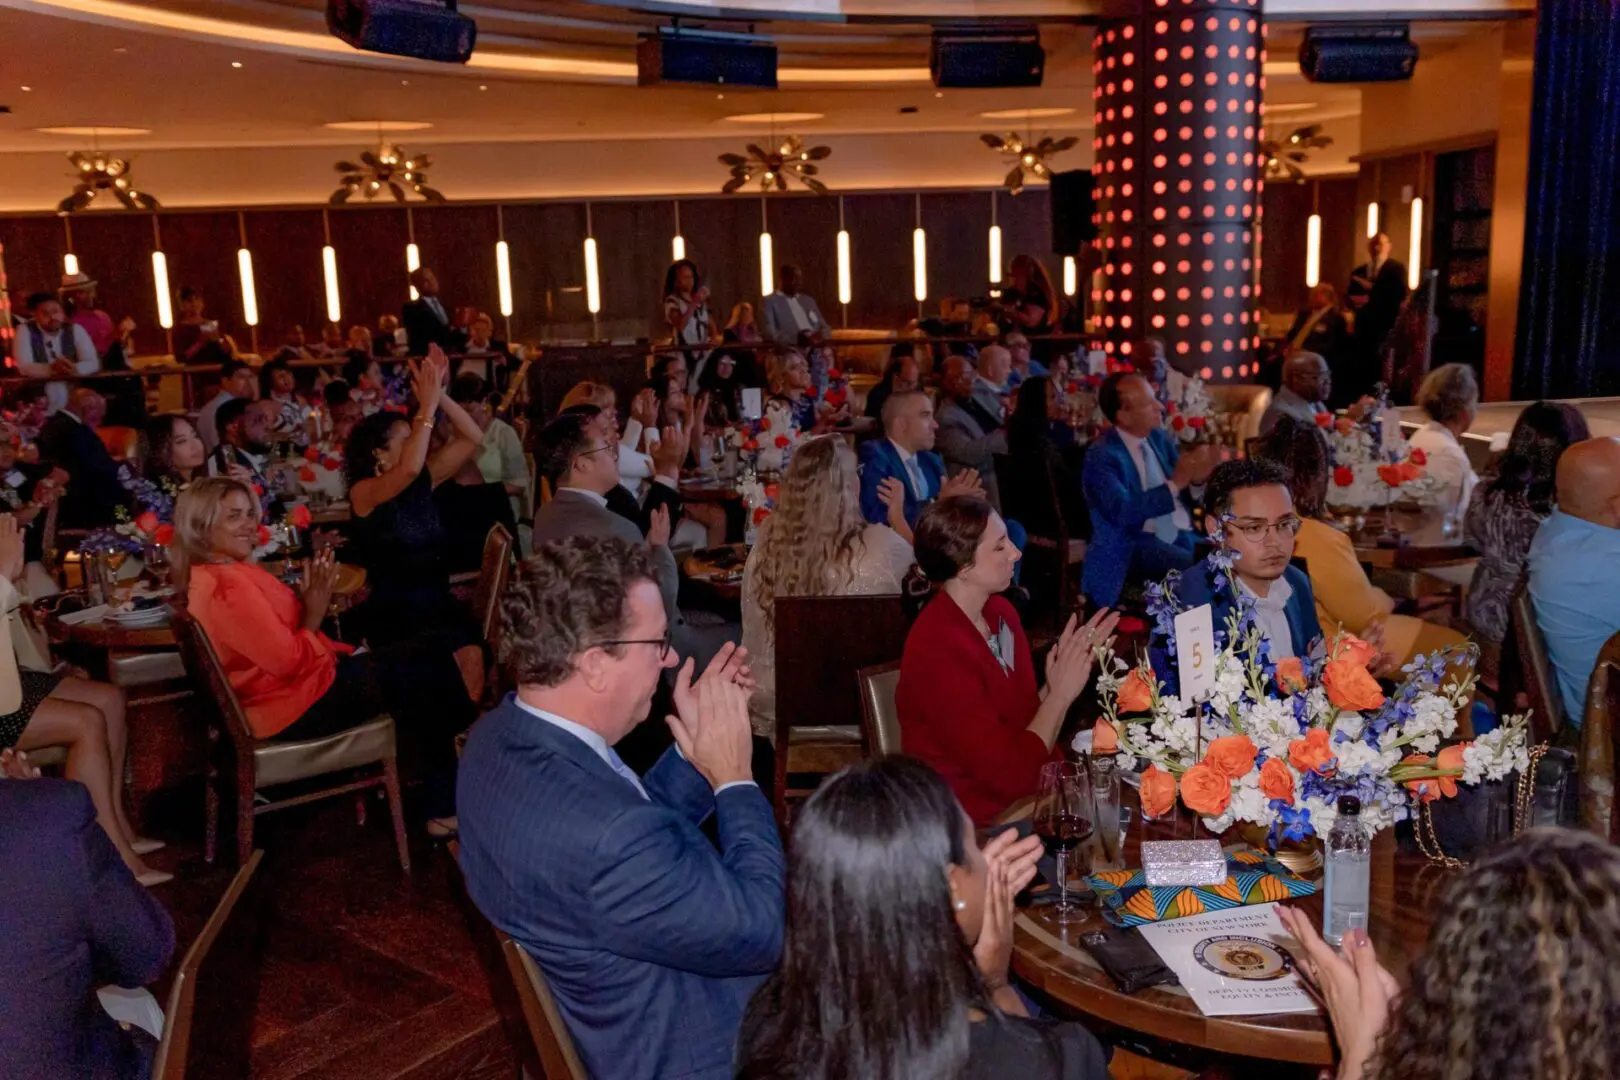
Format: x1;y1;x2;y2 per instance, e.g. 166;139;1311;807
1038;812;1092;857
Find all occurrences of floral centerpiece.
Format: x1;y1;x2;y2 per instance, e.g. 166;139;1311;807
1323;409;1439;509
726;401;807;477
1163;374;1213;445
294;443;348;499
1089;552;1530;845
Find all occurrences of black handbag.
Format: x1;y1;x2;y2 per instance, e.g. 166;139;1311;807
1410;744;1578;868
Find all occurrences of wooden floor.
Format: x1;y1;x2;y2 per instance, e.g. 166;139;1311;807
150;799;514;1080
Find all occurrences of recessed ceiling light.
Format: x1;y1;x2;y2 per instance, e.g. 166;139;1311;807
934;91;943;98
322;120;435;132
478;84;487;91
113;47;128;54
36;125;152;136
230;61;242;69
979;107;1077;120
19;86;31;92
401;79;410;86
721;112;825;124
1264;102;1318;113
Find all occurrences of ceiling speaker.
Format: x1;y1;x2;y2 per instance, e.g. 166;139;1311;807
1299;24;1418;83
637;28;778;89
930;28;1045;89
326;0;475;64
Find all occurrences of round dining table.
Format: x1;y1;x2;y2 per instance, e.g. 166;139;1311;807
1007;791;1459;1068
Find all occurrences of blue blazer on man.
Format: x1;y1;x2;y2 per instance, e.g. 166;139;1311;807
0;779;175;1080
859;438;945;529
1150;559;1324;696
1081;427;1198;608
457;696;785;1080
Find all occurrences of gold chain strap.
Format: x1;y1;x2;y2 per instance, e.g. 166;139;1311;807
1415;742;1549;870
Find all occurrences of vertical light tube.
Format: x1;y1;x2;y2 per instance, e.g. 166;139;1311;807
836;229;852;306
988;225;1003;285
151;251;173;329
671;235;686;262
912;227;927;303
237;248;259;326
63;253;79;277
1407;197;1424;288
496;240;514;317
1062;254;1078;298
1366;202;1380;239
322;245;341;324
583;238;601;314
758;232;774;297
1305;214;1322;288
406;241;420;300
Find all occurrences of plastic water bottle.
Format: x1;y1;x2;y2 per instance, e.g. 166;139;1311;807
1322;795;1371;947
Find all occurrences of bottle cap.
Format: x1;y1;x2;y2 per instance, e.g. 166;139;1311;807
1338;795;1362;815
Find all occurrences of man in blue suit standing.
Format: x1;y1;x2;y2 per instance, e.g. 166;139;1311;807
458;537;783;1080
858;390;982;537
1082;372;1217;607
1153;459;1324;688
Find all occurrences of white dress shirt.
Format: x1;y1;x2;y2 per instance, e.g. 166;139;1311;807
1407;421;1478;519
782;294;815;333
1239;574;1297;660
11;321;100;414
1117;430;1192;533
513;696;756;796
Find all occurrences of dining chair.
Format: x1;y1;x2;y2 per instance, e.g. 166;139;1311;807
772;594;910;827
471;523;515;646
1577;630;1620;840
171;608;411;873
992;451;1086;618
1507;579;1566;745
449;842;590;1080
856;661;903;758
151;850;267;1080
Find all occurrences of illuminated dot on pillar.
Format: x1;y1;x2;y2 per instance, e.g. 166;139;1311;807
1204;151;1216;165
1242;205;1254;218
1223;340;1236;352
1243;152;1254;165
1123;79;1135;92
1203;71;1218;86
1203;125;1216;138
1176;342;1191;354
1122;183;1134;196
1151;180;1166;196
1244;95;1255;107
1226;98;1239;111
1105;211;1116;222
1244;126;1255;138
1123;52;1135;65
1152;315;1166;328
1104;342;1116;353
1180;18;1193;31
1202;260;1214;272
1121;262;1133;275
1241;259;1252;271
1105;135;1115;146
1248;18;1258;30
1223;231;1234;242
1177;206;1192;219
1155;47;1168;61
1182;100;1195;114
1231;16;1241;29
1242;231;1252;243
1122;157;1134;170
1152;288;1166;301
1239;311;1249;323
1223;258;1235;270
1226;125;1239;138
1176;287;1190;300
1179;73;1194;87
1224;313;1235;325
1178;232;1191;245
1229;45;1240;58
1155;75;1169;89
1240;285;1252;297
1202;205;1214;217
1201;341;1214;353
1179;126;1193;139
1226;152;1237;164
1177;259;1191;272
1121;343;1134;356
1177;180;1192;193
1122;315;1134;328
1227;72;1239;86
1202;179;1216;192
1155;20;1168;33
1239;364;1250;377
1201;314;1214;326
1121;209;1134;221
1153;207;1167;220
1104;289;1116;301
1105;108;1115;121
1122;236;1134;247
1246;46;1257;59
1200;367;1214;379
1204;45;1217;58
1105;56;1115;69
1154;127;1168;140
1205;16;1218;29
1091;291;1103;302
1224;204;1236;216
1241;337;1252;349
1123;105;1135;118
1178;152;1192;166
1152;261;1167;274
1222;365;1234;378
1123;24;1135;37
1103;316;1114;327
1202;99;1215;114
1153;154;1167;167
1122;131;1135;144
1152;234;1166;246
1180;45;1194;59
1201;287;1214;299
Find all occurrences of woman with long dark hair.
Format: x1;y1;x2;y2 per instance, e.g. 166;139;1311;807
1280;827;1620;1080
737;756;1108;1080
139;415;207;487
663;258;715;390
1464;400;1589;645
896;497;1116;825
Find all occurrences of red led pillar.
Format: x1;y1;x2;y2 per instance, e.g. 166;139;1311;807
1091;0;1264;380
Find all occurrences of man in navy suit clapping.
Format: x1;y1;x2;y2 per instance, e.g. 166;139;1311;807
858;390;986;539
458;537;783;1080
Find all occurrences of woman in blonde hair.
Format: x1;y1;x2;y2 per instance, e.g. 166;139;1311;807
173;477;481;833
740;437;914;739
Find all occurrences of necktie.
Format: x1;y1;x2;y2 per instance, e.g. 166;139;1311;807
1139;443;1182;545
904;455;928;501
427;297;446;324
604;747;650;801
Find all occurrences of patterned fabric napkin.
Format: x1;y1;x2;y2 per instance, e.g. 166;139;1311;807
1085;848;1318;928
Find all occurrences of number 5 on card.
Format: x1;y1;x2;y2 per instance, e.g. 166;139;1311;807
1174;603;1216;701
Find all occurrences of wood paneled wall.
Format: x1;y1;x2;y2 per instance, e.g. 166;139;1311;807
1259;175;1360;319
5;182;1327;349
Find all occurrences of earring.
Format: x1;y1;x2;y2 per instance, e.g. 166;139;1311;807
954;898;967;911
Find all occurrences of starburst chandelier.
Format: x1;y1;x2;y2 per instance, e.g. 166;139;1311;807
57;151;160;213
719;135;831;195
330;143;444;205
980;131;1078;194
1261;124;1333;183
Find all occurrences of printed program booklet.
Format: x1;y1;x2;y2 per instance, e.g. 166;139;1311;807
1135;903;1321;1016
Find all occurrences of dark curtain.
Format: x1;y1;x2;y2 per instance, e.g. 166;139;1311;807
1513;0;1620;399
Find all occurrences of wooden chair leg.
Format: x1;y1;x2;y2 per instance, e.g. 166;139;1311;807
236;761;255;868
204;765;219;865
382;757;412;875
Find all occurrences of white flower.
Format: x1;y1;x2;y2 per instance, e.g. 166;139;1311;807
1245;698;1298;757
1461;715;1532;784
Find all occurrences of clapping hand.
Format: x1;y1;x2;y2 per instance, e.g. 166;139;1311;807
939;469;986;501
0;513;26;583
1044;608;1121;707
972;829;1044;993
1277;906;1397;1080
646;505;672;548
877;477;910;531
630;388;659;432
0;748;40;781
300;546;340;631
671;641;755;728
666;668;754;791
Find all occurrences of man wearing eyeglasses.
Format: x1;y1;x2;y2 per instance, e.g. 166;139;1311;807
457;537;780;1080
1174;457;1323;663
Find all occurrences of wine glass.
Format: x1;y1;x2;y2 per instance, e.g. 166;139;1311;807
1033;761;1096;924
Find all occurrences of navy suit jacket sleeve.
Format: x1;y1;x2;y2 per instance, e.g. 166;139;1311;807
1082;438;1176;534
67;783;175;988
587;784;784;978
858;441;897;526
642;745;717;826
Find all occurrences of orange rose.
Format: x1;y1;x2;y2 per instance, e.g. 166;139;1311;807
1140;764;1177;818
1377;463;1405;487
1092;718;1118;755
1401;751;1461;803
1322;657;1386;712
1204;734;1257;781
1288;728;1338;776
1179;763;1231;817
1259;757;1295;805
1337;635;1378;667
1274;656;1307;695
1399;461;1425;483
1115;667;1154;713
1335;417;1355;435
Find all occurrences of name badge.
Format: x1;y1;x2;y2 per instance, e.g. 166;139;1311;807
1174;603;1217;702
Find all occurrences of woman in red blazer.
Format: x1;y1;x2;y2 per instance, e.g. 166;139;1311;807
897;497;1118;825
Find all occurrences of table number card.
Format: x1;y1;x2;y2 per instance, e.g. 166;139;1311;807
1174;603;1217;702
1086;349;1108;376
740;387;763;420
1379;408;1404;454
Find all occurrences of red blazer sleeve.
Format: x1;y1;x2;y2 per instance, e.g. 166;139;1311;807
193;567;334;681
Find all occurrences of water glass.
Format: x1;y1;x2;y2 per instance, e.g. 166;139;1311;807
1089;755;1124;870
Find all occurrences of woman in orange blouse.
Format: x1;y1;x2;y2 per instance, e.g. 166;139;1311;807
172;477;482;826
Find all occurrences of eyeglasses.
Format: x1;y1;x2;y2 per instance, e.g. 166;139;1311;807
573;443;616;464
1224;515;1303;541
594;629;673;661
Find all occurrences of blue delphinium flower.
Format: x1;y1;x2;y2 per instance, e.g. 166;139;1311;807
1268;802;1314;846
